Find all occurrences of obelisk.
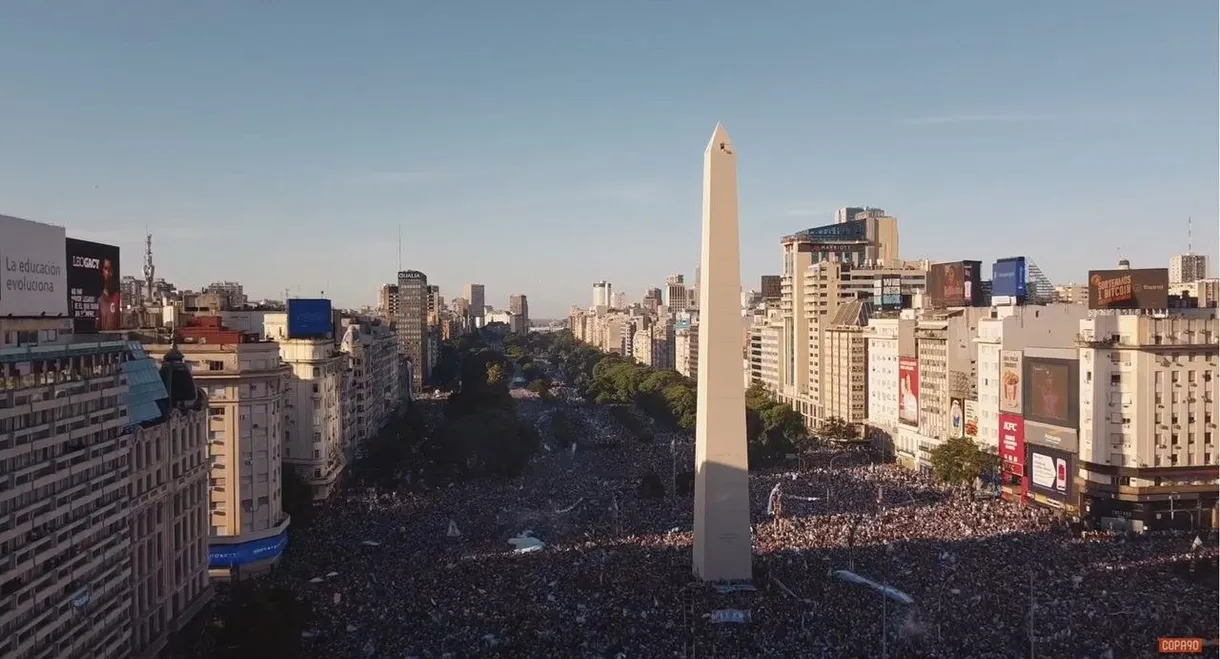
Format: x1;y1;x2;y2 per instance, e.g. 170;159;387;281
692;123;752;582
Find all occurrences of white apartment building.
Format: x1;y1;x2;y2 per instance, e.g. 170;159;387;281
145;327;291;581
1;332;133;659
592;281;613;309
338;318;399;457
280;339;345;503
1077;311;1218;529
675;326;699;380
975;304;1091;454
865;315;916;459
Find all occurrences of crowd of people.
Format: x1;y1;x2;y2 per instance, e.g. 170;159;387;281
267;399;1218;659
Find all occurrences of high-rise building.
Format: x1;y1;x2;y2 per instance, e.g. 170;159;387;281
378;284;399;319
664;275;690;313
675;325;699;379
144;319;292;580
203;281;247;309
280;339;346;503
834;206;865;224
592;281;613;308
1170;253;1208;284
820;301;871;437
426;285;443;327
508;294;529;334
338;317;400;459
396;271;429;394
612;292;627;309
759;275;781;301
464;284;486;323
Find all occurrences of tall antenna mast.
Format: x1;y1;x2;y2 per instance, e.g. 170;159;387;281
1188;216;1193;253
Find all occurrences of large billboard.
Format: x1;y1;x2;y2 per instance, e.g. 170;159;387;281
0;215;68;317
209;530;288;568
1024;420;1079;453
65;238;121;333
998;414;1024;476
998;350;1024;415
963;399;979;438
286;298;333;339
949;397;965;438
1027;445;1075;504
898;357;920;427
992;257;1027;299
875;275;903;310
798;219;868;242
1022;357;1079;429
925;260;983;308
1087;268;1169;310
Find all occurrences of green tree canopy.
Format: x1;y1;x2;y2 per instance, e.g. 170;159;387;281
929;435;1000;488
818;416;857;442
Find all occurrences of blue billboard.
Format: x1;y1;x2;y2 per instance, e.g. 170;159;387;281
992;258;1027;298
209;530;288;568
287;298;333;339
798;219;868;242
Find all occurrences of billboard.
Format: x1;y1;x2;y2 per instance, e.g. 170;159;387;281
898;357;919;427
998;414;1025;476
963;399;979;438
286;298;333;339
998;350;1024;415
0;215;68;317
799;219;867;242
992;257;1027;299
1022;357;1079;428
65;238;121;333
1027;446;1074;503
1024;420;1079;453
876;275;903;310
949;397;965;438
925;260;983;308
208;531;288;568
1087;268;1169;310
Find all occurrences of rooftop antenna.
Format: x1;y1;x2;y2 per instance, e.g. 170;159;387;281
1188;216;1193;254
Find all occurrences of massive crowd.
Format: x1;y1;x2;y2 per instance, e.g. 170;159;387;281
267;400;1217;659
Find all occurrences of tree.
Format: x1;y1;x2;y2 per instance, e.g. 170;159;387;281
527;378;551;398
818;416;857;442
929;435;999;489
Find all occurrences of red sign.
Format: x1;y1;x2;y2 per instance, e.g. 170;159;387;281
998;413;1025;476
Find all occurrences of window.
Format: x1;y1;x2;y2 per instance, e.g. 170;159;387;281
312;383;319;393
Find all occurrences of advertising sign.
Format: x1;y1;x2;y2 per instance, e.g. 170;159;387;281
898;357;920;427
999;350;1024;415
1087;268;1169;310
1024;420;1079;453
208;531;289;568
799;219;867;242
925;260;983;308
992;257;1027;299
286;298;334;339
949;397;965;438
1027;446;1074;503
876;275;903;310
963;399;979;437
998;414;1025;476
0;214;68;317
1022;357;1079;428
65;238;121;333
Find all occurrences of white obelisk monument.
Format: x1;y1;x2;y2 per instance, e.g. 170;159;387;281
692;123;752;582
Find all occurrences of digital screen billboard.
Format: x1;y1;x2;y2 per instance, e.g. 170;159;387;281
991;257;1027;299
1024;420;1079;453
949;397;965;438
1022;357;1079;429
999;351;1024;415
1027;446;1074;503
1087;268;1169;310
925;260;983;308
798;219;868;242
898;357;919;427
0;214;68;317
208;531;288;568
65;238;121;333
286;298;334;339
998;414;1025;476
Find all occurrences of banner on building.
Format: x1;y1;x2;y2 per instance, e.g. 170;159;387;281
949;398;965;439
898;357;919;427
999;351;1023;415
963;399;978;437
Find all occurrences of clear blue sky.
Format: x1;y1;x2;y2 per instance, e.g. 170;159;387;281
1;2;1215;317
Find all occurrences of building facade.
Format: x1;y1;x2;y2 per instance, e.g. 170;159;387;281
279;339;345;503
396;271;430;394
1169;253;1208;284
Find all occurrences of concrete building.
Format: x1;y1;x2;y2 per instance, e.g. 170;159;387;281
377;284;399;320
464;284;486;324
279;339;345;503
664;275;690;313
338;317;399;457
865;315;916;460
396;271;429;394
1076;311;1219;529
613;292;628;309
675;325;699;380
1170;253;1208;284
508;294;529;334
203;281;247;310
1171;279;1220;309
759;275;781;301
129;346;212;659
1053;283;1089;306
426;285;443;328
592;281;613;309
144;320;291;581
748;311;783;390
821;301;871;437
692;123;751;582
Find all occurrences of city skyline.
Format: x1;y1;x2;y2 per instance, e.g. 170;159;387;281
1;2;1216;317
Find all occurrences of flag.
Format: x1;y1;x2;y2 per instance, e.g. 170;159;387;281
447;520;461;538
1192;535;1203;550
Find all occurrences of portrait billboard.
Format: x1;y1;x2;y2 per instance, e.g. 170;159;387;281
1022;357;1079;429
998;351;1023;415
998;414;1025;476
286;298;334;339
949;397;965;438
926;260;983;308
992;257;1027;299
65;238;122;333
898;357;919;427
1023;420;1079;453
1087;268;1169;310
0;214;68;317
963;399;979;438
1027;446;1074;503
